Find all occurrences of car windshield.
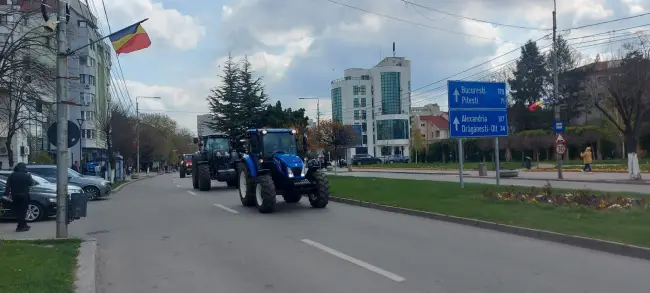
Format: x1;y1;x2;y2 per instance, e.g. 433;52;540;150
205;137;230;152
184;155;192;161
263;132;297;155
31;175;50;184
68;168;82;178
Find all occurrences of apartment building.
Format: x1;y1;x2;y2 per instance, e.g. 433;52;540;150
411;103;450;143
330;57;412;157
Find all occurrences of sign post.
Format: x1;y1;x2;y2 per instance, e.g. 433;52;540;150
448;80;508;187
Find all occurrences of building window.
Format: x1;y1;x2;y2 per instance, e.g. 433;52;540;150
435;131;440;138
361;122;367;132
353;86;359;95
82;129;96;139
361;110;366;120
89;39;95;50
353;98;359;108
79;74;96;86
361;75;370;80
420;123;425;127
380;72;401;114
80;92;95;105
78;21;87;27
81;111;94;120
362;135;367;145
359;85;366;95
381;146;392;156
331;87;342;122
377;119;409;140
360;97;366;107
0;15;8;25
0;33;9;43
354;110;359;120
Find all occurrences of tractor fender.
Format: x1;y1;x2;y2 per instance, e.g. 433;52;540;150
241;155;258;177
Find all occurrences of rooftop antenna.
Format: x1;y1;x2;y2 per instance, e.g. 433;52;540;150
392;42;396;57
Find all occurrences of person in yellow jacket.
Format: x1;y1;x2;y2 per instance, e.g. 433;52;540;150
580;147;593;172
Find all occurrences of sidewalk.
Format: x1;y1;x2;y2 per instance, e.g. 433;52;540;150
340;167;650;185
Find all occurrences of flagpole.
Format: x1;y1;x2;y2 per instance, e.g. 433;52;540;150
63;18;149;56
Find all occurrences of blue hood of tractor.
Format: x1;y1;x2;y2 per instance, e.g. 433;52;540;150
273;154;304;168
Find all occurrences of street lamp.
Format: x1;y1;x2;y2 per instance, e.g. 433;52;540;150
299;97;320;126
136;96;161;175
76;118;85;172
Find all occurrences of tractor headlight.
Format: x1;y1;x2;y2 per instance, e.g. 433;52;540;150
286;166;294;178
301;163;308;177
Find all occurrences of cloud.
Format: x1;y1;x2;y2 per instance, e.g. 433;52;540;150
91;0;206;50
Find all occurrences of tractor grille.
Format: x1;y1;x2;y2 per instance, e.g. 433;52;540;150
291;167;302;176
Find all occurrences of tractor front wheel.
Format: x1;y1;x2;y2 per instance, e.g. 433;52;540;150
255;174;276;213
198;164;211;191
238;164;256;206
308;170;329;209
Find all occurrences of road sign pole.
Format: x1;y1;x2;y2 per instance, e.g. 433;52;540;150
458;138;464;188
55;1;70;238
552;0;563;180
495;137;500;186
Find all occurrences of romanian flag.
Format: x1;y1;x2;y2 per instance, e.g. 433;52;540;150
108;21;151;55
528;99;549;111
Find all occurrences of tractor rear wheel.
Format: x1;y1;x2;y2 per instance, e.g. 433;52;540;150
308;170;329;208
237;163;256;206
198;164;211;191
191;164;199;189
255;174;276;213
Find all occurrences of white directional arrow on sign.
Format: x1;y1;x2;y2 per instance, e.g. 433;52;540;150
453;117;460;131
556;133;565;143
453;88;459;103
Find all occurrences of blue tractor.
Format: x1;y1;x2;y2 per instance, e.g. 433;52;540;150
191;133;239;191
238;128;330;213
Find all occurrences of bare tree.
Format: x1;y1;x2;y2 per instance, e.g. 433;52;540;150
0;6;56;167
307;120;359;160
593;46;650;180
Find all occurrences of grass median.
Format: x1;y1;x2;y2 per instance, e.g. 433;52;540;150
0;239;81;293
356;160;650;171
328;176;650;247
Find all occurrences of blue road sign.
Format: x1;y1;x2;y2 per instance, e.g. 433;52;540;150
553;120;564;133
447;80;507;110
448;110;508;138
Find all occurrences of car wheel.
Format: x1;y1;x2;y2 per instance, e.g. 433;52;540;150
83;186;100;200
26;202;45;222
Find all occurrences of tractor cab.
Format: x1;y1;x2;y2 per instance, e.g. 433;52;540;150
242;128;308;174
199;134;231;154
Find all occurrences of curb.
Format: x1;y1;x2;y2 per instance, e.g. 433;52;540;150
75;238;97;293
112;174;157;193
330;196;650;261
350;169;650;185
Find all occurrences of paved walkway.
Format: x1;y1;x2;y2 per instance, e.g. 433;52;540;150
343;168;649;184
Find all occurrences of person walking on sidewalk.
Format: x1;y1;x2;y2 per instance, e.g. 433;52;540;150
4;162;35;232
580;147;593;173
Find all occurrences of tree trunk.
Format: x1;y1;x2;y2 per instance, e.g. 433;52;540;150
597;139;602;160
5;138;14;168
625;133;642;180
505;147;511;162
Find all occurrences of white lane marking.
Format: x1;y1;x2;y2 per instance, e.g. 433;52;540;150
300;239;405;282
176;185;182;188
187;191;197;196
213;204;239;214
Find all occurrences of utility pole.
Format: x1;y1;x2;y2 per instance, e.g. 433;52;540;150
298;97;320;126
55;0;70;238
552;0;563;179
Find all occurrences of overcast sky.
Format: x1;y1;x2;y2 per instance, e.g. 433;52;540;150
89;0;650;133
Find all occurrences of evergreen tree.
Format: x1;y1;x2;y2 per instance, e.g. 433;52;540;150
206;54;243;140
508;40;551;131
238;55;269;130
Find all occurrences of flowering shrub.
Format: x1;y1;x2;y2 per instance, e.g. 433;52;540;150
482;182;650;210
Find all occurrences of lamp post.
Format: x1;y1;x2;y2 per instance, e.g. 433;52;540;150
76;118;85;172
298;97;320;126
136;96;161;175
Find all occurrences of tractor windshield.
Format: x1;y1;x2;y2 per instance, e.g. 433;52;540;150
204;137;230;152
263;132;297;155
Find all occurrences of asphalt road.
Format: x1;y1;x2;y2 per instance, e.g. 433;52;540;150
331;170;650;193
13;173;648;293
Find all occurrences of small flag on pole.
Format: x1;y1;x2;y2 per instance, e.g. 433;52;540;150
108;20;151;55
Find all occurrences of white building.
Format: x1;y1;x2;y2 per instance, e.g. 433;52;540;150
330;57;412;157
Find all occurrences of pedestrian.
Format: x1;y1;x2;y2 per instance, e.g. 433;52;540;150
4;162;35;232
72;160;80;172
580;146;593;173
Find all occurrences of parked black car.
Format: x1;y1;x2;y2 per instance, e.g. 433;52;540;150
351;154;382;165
0;178;59;222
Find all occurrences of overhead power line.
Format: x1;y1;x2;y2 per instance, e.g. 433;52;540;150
401;0;550;31
322;0;522;44
563;12;650;31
